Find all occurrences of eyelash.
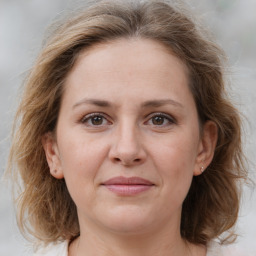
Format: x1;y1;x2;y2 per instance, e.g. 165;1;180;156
80;112;111;127
79;112;176;128
145;112;176;127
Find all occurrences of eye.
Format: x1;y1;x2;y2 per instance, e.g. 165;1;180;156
81;113;111;127
146;113;175;127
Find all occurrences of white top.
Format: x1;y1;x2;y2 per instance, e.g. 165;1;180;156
34;240;228;256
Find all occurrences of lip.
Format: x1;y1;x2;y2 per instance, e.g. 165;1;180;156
101;176;155;196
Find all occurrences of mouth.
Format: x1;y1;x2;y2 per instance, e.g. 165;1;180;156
101;176;155;196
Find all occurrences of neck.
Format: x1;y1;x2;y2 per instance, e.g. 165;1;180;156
69;216;205;256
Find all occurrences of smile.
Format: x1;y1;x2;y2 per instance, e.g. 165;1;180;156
101;176;155;196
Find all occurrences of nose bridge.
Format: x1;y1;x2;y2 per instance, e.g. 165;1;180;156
110;117;146;165
118;120;139;151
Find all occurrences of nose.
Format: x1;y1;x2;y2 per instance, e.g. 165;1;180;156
108;124;147;166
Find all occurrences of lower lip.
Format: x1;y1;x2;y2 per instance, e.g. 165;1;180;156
104;185;153;196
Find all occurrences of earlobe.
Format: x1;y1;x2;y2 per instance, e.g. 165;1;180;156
42;132;64;179
194;121;218;176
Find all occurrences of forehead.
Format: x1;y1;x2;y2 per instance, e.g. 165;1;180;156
63;38;192;107
73;38;188;76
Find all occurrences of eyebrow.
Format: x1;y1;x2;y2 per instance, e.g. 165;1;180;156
72;98;184;109
142;99;184;108
73;99;111;109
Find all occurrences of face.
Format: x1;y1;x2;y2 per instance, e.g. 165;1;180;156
43;38;217;236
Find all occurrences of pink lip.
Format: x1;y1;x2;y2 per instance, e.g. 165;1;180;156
102;176;154;196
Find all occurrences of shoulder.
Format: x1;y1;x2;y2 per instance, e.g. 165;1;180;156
33;241;68;256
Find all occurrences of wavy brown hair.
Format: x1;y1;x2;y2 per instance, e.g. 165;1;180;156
8;0;247;246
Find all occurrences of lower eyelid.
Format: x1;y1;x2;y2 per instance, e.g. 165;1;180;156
80;113;114;127
148;114;175;123
165;116;175;123
79;112;175;126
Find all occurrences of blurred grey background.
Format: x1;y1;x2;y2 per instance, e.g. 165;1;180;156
0;0;255;255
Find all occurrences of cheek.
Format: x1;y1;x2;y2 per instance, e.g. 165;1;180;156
57;139;101;207
153;133;198;172
59;134;103;170
150;132;199;196
155;145;195;185
57;135;110;197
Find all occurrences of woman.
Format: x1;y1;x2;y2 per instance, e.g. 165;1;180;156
8;0;247;255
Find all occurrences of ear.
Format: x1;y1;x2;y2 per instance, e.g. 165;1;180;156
194;121;218;176
42;132;64;179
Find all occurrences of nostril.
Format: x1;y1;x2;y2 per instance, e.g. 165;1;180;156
112;157;141;165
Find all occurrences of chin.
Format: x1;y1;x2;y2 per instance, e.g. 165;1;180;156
97;205;155;234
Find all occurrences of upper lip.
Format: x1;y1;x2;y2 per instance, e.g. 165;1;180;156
102;176;154;185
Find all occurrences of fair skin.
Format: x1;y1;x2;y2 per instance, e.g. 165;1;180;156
43;38;217;256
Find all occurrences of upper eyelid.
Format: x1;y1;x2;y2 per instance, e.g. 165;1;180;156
146;112;176;121
79;111;176;124
81;112;111;122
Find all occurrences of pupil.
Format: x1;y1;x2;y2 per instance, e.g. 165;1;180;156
153;116;164;125
92;116;103;125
